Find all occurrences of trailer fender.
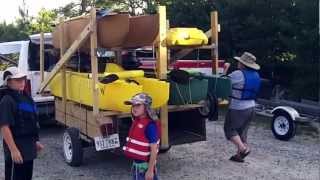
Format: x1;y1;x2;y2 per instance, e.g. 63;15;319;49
271;106;299;121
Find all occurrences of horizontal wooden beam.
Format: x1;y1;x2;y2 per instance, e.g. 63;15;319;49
38;22;92;93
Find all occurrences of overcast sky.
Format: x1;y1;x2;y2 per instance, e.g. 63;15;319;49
0;0;75;23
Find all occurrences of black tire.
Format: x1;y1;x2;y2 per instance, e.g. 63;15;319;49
63;128;83;166
271;111;296;141
198;93;218;121
159;145;172;154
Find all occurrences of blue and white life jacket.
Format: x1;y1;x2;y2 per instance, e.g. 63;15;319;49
230;70;261;100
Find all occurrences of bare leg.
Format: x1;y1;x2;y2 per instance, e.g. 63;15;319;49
243;143;249;151
230;135;246;155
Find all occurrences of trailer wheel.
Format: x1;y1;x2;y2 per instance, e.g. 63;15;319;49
198;93;218;121
271;112;296;141
63;128;83;166
159;145;172;154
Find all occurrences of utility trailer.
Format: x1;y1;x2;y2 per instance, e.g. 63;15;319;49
39;6;222;166
255;98;320;141
55;98;206;166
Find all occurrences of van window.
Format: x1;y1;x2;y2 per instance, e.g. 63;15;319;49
0;53;19;70
28;41;59;71
28;42;109;73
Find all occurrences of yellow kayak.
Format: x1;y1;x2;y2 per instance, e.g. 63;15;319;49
166;28;208;47
50;64;170;112
105;64;170;107
103;70;144;79
132;77;170;108
50;71;142;112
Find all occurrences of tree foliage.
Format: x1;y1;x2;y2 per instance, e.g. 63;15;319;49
159;0;318;101
29;9;57;33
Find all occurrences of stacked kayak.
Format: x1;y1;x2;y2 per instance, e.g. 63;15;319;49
166;28;208;47
50;64;169;112
104;64;170;109
132;77;169;108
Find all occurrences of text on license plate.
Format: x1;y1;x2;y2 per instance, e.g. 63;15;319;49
94;134;120;151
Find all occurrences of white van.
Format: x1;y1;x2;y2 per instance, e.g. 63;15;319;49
0;33;56;123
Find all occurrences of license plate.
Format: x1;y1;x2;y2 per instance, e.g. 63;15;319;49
94;134;120;151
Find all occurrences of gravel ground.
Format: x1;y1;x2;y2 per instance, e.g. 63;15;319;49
0;112;319;180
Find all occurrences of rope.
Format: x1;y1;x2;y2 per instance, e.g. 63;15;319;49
188;78;192;104
174;82;186;105
197;49;200;60
213;75;218;95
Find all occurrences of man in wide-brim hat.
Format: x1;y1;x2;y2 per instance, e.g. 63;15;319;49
224;52;261;163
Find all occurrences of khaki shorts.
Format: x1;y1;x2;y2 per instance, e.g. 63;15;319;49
224;107;255;143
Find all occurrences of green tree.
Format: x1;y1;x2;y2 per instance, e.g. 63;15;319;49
0;0;30;42
0;22;27;42
162;0;318;101
29;9;57;33
53;0;116;18
216;0;318;100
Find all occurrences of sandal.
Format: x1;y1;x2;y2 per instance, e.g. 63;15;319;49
229;155;244;163
239;148;251;159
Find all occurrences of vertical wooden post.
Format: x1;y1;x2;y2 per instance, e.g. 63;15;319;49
59;17;67;123
211;11;219;74
157;7;168;84
115;50;122;65
90;8;99;117
166;20;171;64
40;32;44;82
157;6;169;149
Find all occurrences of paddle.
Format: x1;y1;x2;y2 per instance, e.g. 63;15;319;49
99;74;119;84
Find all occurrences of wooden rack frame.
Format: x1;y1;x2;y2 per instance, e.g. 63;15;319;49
39;6;219;149
173;11;220;74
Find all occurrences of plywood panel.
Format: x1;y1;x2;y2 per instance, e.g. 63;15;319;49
56;108;102;137
52;13;159;50
124;15;159;48
55;98;116;138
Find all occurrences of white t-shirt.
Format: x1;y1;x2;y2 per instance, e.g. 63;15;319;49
228;70;255;110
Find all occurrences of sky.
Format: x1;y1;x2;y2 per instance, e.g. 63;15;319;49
0;0;75;23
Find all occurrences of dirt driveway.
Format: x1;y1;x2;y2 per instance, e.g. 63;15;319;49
0;112;319;180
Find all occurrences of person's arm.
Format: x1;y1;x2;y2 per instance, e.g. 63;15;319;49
145;122;159;180
223;62;231;75
0;95;24;163
36;125;44;152
0;125;23;164
33;103;44;152
229;70;243;85
145;144;157;180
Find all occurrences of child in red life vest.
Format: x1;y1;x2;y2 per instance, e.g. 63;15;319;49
123;93;161;180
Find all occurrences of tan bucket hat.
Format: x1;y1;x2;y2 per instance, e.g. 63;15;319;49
125;93;158;121
234;52;260;70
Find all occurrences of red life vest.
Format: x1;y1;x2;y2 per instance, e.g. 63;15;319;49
123;117;161;161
